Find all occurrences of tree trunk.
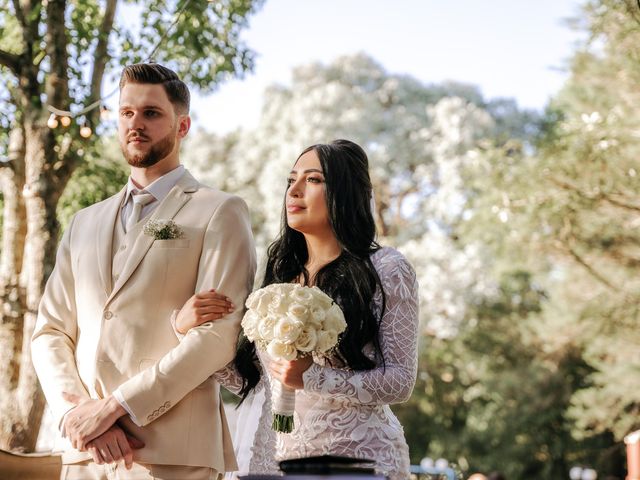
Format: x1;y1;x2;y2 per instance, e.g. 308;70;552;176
0;117;62;451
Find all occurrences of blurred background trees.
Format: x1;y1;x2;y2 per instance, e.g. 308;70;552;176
183;1;639;476
1;0;639;478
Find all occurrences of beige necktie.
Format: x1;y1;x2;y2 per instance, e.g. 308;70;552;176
126;192;155;232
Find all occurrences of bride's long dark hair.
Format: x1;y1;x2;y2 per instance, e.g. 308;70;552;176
235;139;386;400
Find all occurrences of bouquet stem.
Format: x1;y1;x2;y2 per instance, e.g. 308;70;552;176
271;379;295;433
272;413;294;433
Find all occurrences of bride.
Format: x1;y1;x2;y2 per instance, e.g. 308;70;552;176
174;139;419;480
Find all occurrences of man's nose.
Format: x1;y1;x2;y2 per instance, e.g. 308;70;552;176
127;112;145;131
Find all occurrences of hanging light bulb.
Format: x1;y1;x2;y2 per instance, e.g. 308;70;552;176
59;115;72;127
100;105;110;120
47;113;59;129
79;124;92;138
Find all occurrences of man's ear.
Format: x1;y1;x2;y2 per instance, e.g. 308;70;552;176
177;115;191;138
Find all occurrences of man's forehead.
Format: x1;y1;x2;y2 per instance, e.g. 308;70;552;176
119;83;170;107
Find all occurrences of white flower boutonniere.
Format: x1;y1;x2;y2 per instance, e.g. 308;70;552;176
143;219;184;240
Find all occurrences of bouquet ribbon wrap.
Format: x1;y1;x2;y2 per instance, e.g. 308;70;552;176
270;378;296;432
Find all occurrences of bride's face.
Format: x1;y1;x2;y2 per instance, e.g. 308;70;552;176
285;150;331;235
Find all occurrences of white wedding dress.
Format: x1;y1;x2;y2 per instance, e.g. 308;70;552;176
215;247;419;480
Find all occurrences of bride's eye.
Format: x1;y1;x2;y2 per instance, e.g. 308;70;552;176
307;176;324;184
286;177;296;186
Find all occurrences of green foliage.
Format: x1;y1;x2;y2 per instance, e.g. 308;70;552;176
57;137;128;232
396;272;625;479
110;0;262;90
443;1;640;476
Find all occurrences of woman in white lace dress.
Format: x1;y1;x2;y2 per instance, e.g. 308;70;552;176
175;139;419;479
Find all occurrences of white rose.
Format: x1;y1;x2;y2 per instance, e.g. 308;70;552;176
309;286;333;309
294;327;318;352
287;302;308;323
291;286;314;303
316;330;339;353
269;294;289;315
258;314;278;342
267;339;297;361
241;310;260;341
323;304;347;334
246;288;273;316
274;316;303;344
309;307;326;327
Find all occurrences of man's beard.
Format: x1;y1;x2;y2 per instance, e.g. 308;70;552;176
122;131;176;168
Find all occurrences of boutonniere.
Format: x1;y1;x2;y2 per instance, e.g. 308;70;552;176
143;219;184;240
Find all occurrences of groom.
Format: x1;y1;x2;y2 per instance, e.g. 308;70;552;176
32;63;256;479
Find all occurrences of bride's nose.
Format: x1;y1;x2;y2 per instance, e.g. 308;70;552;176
287;179;303;198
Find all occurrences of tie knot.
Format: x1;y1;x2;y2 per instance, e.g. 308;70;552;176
132;192;155;207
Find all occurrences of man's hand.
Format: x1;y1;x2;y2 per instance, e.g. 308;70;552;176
86;424;145;469
62;392;127;451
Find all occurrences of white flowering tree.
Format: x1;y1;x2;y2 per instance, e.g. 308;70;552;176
184;53;528;336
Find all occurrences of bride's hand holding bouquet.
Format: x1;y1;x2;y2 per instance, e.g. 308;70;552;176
241;283;346;433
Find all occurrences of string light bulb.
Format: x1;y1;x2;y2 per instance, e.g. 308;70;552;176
79;124;92;138
100;105;110;120
47;113;59;129
59;115;71;127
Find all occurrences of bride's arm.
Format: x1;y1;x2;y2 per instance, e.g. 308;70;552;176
172;290;235;335
212;362;255;396
170;290;251;394
301;250;419;405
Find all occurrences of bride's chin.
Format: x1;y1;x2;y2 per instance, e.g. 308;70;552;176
287;221;306;233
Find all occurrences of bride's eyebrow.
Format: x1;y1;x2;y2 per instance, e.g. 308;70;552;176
289;168;323;174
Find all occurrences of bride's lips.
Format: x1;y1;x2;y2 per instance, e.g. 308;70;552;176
286;204;305;214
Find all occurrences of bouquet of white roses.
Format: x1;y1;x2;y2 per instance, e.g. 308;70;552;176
241;283;347;433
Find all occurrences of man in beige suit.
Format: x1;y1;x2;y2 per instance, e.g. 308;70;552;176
32;63;256;479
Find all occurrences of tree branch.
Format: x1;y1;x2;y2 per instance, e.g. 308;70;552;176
549;175;640;212
88;0;118;121
565;245;618;291
44;0;69;110
0;49;20;74
603;193;640;212
11;0;28;31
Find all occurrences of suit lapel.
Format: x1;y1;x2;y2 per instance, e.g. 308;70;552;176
105;171;199;305
96;187;127;298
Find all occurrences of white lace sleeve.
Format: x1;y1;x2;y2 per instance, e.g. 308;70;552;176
213;363;246;396
302;248;419;405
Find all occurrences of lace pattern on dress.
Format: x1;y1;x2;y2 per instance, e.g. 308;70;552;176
217;247;419;480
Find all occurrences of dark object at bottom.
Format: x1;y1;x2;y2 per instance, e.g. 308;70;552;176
279;455;376;475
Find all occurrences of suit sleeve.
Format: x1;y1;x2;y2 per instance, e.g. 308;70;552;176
117;195;256;425
31;214;92;428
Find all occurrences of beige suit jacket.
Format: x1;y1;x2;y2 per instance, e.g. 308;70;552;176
31;170;256;470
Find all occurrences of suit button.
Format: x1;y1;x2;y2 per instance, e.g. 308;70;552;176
103;311;113;320
120;245;126;251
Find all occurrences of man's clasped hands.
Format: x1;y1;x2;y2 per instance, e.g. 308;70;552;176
61;392;143;469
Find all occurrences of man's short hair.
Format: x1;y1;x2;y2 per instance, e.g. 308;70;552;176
119;63;190;114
